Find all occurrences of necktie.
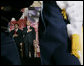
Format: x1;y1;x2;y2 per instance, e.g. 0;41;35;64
15;30;16;34
15;29;18;34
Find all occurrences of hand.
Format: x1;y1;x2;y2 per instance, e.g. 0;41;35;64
33;40;37;46
33;40;37;44
27;29;32;33
20;43;23;46
13;34;18;37
67;24;79;38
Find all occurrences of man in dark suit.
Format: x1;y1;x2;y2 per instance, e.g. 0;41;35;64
23;21;36;59
39;1;80;65
10;23;23;59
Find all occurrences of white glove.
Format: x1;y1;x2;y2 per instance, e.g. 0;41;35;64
67;24;79;38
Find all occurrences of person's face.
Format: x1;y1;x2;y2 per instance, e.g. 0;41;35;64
26;21;31;26
14;24;19;29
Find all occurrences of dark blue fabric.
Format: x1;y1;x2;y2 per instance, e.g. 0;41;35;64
1;32;21;65
39;1;80;65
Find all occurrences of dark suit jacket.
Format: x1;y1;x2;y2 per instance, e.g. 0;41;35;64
10;29;23;47
23;26;36;45
1;32;21;65
39;1;80;65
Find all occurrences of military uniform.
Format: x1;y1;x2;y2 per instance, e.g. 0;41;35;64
39;1;81;65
